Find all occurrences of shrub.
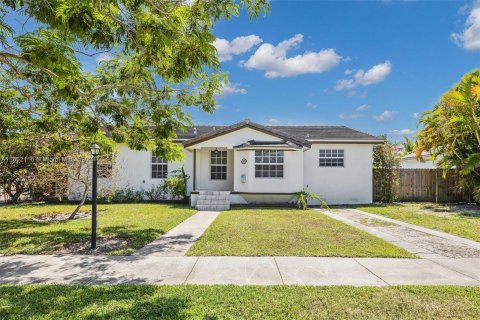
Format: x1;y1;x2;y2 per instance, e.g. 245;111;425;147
373;136;400;203
294;191;328;210
161;167;190;200
144;184;167;201
110;187;144;203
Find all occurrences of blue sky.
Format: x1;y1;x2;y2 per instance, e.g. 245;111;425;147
5;1;479;141
189;0;480;140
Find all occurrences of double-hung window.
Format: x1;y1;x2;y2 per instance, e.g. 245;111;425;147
319;149;344;167
255;150;284;178
210;150;227;180
152;156;168;178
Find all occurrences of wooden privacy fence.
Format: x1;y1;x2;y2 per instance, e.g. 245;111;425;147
373;169;473;203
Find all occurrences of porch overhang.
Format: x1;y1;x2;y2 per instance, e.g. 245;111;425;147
233;140;305;151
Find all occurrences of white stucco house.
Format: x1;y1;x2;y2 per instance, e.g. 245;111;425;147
98;120;383;210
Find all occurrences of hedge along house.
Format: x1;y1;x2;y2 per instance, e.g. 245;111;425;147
104;120;383;210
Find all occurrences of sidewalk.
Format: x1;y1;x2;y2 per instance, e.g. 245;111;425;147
1;255;479;286
2;208;480;286
133;211;220;257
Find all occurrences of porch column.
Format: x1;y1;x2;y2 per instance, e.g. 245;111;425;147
193;149;197;191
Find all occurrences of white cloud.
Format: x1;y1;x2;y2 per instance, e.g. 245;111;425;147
389;129;415;135
451;1;480;51
335;61;392;91
338;113;366;120
217;83;247;96
373;110;396;121
356;104;369;112
241;34;342;78
96;52;113;63
338;107;397;122
306;102;318;109
268;118;279;124
344;69;353;75
413;112;420;118
213;35;263;62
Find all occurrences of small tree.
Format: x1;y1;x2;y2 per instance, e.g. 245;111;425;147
33;148;115;219
373;137;401;203
0;161;34;203
0;139;37;203
162;167;190;200
66;149;115;219
33;161;69;201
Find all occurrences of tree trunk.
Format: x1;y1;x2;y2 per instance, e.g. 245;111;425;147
69;183;88;220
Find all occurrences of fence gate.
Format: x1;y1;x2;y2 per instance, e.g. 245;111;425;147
373;169;473;203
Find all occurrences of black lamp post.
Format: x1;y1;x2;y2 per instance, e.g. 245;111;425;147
90;143;100;250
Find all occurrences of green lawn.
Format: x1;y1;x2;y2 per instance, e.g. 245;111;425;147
1;285;479;319
352;203;480;242
187;208;414;257
0;203;195;255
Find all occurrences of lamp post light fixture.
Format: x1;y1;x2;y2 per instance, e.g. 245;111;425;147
90;143;100;250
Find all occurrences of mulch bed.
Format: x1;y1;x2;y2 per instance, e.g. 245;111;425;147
29;211;92;222
51;238;129;255
27;209;107;222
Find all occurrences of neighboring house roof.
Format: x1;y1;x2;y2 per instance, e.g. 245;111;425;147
177;120;383;146
401;152;438;169
402;151;432;161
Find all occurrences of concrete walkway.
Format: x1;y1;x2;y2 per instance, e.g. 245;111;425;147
1;255;479;286
133;211;220;256
317;208;480;259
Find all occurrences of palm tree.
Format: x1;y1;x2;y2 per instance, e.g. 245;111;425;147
417;70;480;200
402;137;415;155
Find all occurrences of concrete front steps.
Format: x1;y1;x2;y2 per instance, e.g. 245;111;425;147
195;191;230;211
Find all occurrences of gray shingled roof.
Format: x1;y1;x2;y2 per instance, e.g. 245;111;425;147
182;120;311;147
174;125;225;139
175;122;381;142
270;126;381;141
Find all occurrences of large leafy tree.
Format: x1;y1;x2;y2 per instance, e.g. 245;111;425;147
0;0;268;159
416;70;480;200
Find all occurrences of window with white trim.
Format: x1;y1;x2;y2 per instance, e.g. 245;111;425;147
210;150;227;180
319;149;344;167
255;150;284;178
152;156;168;178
